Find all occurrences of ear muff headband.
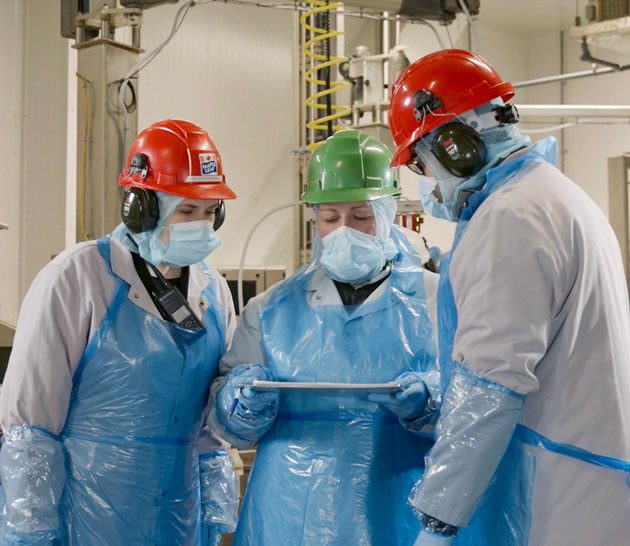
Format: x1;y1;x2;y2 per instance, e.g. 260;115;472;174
121;188;160;233
430;121;487;178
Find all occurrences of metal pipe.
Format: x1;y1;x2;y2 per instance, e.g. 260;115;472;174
513;66;617;88
131;25;141;49
518;104;630;117
560;29;565;172
383;11;389;101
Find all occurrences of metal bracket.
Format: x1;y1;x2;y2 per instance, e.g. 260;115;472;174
580;37;626;70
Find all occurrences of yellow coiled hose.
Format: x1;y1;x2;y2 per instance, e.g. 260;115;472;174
300;1;351;151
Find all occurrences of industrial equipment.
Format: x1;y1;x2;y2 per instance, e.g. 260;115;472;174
217;267;287;315
61;0;188;242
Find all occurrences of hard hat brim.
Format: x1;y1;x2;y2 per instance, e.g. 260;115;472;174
120;176;237;200
302;186;401;204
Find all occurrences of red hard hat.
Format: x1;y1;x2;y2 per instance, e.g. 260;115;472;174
389;49;515;167
119;119;237;200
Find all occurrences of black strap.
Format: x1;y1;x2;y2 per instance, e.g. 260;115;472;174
131;252;198;328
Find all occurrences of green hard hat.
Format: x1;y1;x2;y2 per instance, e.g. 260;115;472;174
303;130;401;204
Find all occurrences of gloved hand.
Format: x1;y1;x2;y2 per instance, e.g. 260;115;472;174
216;364;279;442
413;530;455;546
199;523;222;546
368;371;429;420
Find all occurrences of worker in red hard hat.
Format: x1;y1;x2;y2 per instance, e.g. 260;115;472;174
388;49;630;546
0;120;239;546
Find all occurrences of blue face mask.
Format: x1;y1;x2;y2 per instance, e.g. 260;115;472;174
418;175;453;221
320;226;386;284
160;220;221;268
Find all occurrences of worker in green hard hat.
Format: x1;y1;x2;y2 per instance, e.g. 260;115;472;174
208;130;440;546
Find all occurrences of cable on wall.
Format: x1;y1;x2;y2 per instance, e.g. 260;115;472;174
76;71;94;241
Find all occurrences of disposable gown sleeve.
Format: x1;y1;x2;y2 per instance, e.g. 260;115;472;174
410;366;524;527
199;451;239;537
0;427;66;545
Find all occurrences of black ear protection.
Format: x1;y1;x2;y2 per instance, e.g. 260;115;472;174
413;90;519;178
121;188;226;233
121;187;160;233
430;121;488;178
213;200;225;231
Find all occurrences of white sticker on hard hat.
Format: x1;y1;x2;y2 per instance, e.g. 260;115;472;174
199;153;218;176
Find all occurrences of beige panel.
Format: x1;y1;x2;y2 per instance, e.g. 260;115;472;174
608;155;630;284
0;1;24;326
20;1;68;304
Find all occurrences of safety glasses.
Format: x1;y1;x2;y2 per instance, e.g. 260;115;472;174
406;149;428;176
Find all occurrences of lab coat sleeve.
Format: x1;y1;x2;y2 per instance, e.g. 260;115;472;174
450;195;564;394
0;252;98;434
411;194;565;527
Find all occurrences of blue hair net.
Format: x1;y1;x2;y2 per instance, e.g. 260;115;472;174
112;192;183;265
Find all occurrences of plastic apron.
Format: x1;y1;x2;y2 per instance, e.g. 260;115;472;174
59;236;226;546
233;230;437;546
437;138;630;546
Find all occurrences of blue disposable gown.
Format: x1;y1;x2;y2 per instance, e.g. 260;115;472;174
59;237;228;545
0;236;230;546
230;230;437;546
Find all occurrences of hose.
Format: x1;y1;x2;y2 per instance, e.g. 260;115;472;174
300;0;351;150
237;202;303;314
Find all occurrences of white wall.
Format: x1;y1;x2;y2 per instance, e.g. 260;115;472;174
515;30;630;217
139;3;299;274
557;36;630;215
0;1;68;326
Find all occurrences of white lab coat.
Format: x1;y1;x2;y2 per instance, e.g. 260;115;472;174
0;235;235;451
450;159;630;545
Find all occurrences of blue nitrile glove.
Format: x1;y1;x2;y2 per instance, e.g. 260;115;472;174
413;530;455;546
199;524;222;546
368;371;429;420
216;364;279;443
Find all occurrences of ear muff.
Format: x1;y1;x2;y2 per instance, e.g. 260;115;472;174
121;188;160;233
430;121;487;178
213;200;225;231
